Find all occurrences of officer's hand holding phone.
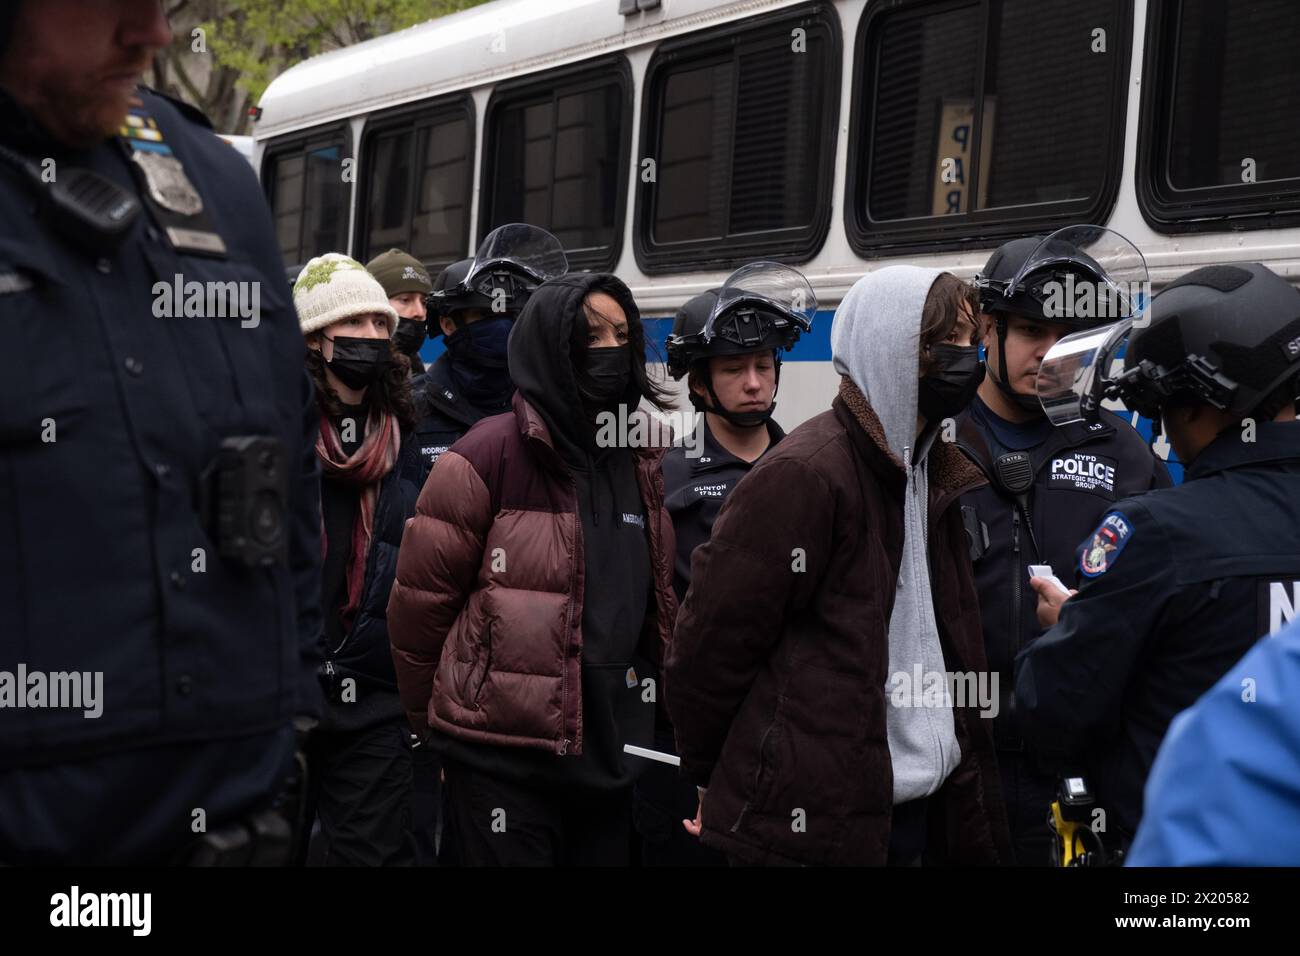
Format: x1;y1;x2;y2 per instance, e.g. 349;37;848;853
1030;576;1077;628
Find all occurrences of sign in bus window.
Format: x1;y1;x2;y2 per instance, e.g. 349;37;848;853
930;98;994;216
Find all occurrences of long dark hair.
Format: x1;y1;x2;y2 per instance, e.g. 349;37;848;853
918;273;981;375
568;274;676;413
305;336;417;431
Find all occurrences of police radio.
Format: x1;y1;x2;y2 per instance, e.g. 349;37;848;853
992;451;1042;560
0;142;141;256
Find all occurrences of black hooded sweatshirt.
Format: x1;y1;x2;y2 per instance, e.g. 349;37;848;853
437;273;656;792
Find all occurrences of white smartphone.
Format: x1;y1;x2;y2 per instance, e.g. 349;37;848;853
1028;564;1072;597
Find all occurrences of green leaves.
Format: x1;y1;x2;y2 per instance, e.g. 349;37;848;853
154;1;493;134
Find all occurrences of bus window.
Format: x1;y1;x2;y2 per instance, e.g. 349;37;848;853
865;3;980;222
263;125;351;271
271;153;305;262
359;99;473;271
636;4;840;273
481;58;630;271
1139;0;1300;230
849;0;1130;253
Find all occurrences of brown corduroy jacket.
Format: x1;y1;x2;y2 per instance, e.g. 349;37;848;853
666;377;1013;866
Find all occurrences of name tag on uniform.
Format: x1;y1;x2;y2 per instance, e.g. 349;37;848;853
690;482;728;499
120;98;229;258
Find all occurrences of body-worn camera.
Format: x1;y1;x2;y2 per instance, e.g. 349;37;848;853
199;436;289;569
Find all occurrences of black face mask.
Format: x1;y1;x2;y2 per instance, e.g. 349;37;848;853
578;346;631;408
324;335;391;390
391;319;426;357
918;344;986;422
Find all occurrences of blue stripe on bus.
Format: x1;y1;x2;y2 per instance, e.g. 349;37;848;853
419;310;840;365
638;312;838;362
416;310;1184;483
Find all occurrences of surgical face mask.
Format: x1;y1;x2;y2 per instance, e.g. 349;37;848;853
323;335;391;390
918;344;986;422
391;318;426;357
579;346;631;407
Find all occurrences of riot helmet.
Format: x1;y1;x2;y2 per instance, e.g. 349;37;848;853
665;262;815;427
426;223;568;336
975;225;1149;415
1037;263;1300;432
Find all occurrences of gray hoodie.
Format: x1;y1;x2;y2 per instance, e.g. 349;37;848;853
830;266;962;805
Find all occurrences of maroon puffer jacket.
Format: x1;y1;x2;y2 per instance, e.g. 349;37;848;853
387;392;677;754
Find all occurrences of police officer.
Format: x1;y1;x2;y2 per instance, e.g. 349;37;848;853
411;223;567;473
366;248;433;376
661;265;813;600
0;0;321;864
1016;262;1300;856
960;226;1171;864
634;263;812;866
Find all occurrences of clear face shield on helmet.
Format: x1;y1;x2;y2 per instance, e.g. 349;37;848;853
1018;228;1151;425
976;225;1151;325
702;261;818;348
461;223;569;307
1035;319;1135;425
1008;225;1150;323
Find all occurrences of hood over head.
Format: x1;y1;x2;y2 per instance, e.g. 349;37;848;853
507;272;644;466
831;265;944;462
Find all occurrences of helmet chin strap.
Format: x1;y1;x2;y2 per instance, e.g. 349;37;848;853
993;314;1046;417
692;356;781;428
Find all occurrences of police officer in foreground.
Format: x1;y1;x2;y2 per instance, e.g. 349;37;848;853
1015;262;1300;858
411;223;567;474
634;262;813;866
0;0;322;863
366;248;433;376
960;226;1171;865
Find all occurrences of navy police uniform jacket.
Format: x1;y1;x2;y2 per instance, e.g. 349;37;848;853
410;352;510;476
662;417;784;602
0;88;322;862
1014;420;1300;845
955;408;1171;748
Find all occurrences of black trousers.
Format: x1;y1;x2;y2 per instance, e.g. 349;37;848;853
887;797;930;866
298;718;418;866
999;751;1057;866
632;761;725;867
410;741;442;866
442;759;632;866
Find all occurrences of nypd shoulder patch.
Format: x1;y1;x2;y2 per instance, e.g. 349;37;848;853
1079;511;1133;578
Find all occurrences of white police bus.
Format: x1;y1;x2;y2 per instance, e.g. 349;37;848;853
252;0;1300;479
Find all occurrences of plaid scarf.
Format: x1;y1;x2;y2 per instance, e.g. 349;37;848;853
316;406;401;636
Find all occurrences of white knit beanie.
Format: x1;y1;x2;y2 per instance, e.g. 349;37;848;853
294;253;399;337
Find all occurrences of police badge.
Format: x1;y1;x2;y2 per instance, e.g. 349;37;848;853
129;150;204;216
